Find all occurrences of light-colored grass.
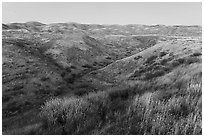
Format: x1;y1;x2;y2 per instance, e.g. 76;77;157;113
40;74;202;135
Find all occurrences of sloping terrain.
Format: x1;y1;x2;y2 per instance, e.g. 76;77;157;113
87;36;201;85
2;22;202;134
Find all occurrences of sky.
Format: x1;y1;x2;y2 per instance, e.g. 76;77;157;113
2;2;202;25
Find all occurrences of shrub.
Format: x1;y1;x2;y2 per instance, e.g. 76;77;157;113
85;91;113;122
160;58;169;65
2;95;11;102
40;76;49;81
159;51;168;57
172;78;187;91
176;58;185;64
152;65;170;72
130;70;141;78
144;70;166;80
170;60;180;67
154;90;174;101
145;55;157;64
185;57;200;65
73;83;96;96
134;55;142;60
86;91;127;123
190;52;202;57
70;65;76;69
174;56;200;65
160;57;173;65
166;96;190;118
82;64;94;69
90;71;97;75
105;56;112;60
63;73;76;84
108;87;132;101
74;88;90;96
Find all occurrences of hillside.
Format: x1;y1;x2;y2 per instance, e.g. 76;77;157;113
87;36;201;85
2;22;202;135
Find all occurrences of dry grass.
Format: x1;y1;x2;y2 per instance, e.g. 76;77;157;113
40;74;201;135
3;23;201;135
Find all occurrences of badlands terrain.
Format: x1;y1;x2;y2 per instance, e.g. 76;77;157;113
2;22;202;134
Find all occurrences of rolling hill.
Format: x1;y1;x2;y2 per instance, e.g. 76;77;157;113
2;22;202;135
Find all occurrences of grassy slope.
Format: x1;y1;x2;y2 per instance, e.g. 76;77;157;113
2;23;145;132
87;36;201;86
2;23;202;134
2;36;69;132
39;35;201;135
39;72;201;135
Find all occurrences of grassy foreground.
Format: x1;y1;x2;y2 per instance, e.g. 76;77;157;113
39;73;202;135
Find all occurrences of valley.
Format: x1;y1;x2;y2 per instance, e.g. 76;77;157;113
2;22;202;134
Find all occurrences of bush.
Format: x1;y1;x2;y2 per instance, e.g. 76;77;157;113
185;57;200;65
176;58;185;64
130;70;141;78
145;55;157;64
82;64;94;69
160;58;169;65
190;52;202;57
73;83;95;96
63;73;76;84
107;86;136;101
105;56;112;60
74;88;90;96
84;91;126;126
160;57;173;65
175;57;199;65
144;70;166;80
166;96;190;118
134;55;142;60
159;51;168;57
40;76;49;81
90;71;97;75
170;60;180;67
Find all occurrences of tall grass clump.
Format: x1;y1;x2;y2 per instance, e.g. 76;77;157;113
40;97;102;134
99;75;202;135
40;89;133;134
40;73;201;135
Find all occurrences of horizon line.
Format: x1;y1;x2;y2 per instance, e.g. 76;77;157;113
2;21;202;27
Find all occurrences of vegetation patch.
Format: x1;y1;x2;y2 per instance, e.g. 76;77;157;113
190;52;202;57
145;55;158;64
159;51;168;57
134;55;142;60
173;56;200;66
40;74;201;135
74;83;96;96
144;70;166;80
2;22;202;135
184;56;200;65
